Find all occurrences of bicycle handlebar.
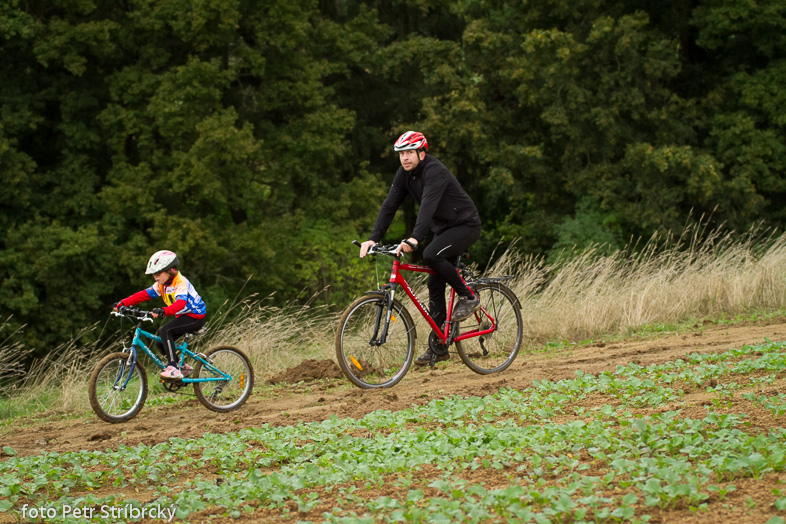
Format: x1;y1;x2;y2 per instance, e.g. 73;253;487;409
111;306;154;322
352;240;405;258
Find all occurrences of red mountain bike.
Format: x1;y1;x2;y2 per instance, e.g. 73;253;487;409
335;242;523;388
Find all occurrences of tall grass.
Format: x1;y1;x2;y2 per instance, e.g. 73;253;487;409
498;226;786;343
201;293;337;378
3;225;786;421
0;317;34;397
0;324;109;419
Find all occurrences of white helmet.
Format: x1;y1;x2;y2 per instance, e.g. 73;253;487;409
145;250;180;274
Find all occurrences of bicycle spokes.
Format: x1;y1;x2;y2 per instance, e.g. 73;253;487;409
192;346;254;412
336;295;414;388
89;352;148;423
455;283;522;374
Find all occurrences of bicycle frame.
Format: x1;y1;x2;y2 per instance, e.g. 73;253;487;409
383;259;497;345
115;322;231;389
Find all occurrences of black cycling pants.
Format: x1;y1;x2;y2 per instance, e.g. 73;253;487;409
155;315;206;366
422;223;482;328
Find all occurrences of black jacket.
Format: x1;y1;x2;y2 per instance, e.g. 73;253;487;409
370;155;481;243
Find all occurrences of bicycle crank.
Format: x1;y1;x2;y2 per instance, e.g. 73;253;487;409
427;332;452;368
161;379;186;392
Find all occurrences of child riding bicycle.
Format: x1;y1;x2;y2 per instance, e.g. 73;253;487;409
113;250;206;380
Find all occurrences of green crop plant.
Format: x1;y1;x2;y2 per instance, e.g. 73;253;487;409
3;341;786;522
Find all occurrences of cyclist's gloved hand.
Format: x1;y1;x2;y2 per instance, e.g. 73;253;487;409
112;301;122;311
152;308;165;318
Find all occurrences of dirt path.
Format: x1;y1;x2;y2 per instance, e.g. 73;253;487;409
4;318;786;458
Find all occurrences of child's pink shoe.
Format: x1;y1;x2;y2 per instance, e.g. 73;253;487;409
181;364;194;377
160;365;183;380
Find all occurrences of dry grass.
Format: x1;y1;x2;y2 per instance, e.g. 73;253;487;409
497;226;786;344
0;324;108;418
201;293;338;379
0;317;34;396
3;225;786;420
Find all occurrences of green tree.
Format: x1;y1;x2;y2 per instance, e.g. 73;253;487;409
3;0;786;355
0;0;390;351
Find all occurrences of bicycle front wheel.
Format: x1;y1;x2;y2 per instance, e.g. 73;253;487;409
336;295;415;388
455;282;523;374
88;352;148;423
193;346;254;412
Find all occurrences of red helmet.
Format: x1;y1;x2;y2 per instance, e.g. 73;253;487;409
393;131;428;152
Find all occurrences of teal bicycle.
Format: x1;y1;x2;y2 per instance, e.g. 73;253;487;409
88;306;254;423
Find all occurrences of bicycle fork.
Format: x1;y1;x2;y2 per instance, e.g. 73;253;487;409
369;284;397;346
114;350;139;391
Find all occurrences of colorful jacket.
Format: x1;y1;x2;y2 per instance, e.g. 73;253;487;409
120;273;206;318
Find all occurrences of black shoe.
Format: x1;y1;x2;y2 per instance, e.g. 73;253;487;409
452;297;480;321
414;346;450;367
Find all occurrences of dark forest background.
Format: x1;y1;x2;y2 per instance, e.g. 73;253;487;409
2;0;785;354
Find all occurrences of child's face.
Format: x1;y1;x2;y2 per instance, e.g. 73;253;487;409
153;270;172;285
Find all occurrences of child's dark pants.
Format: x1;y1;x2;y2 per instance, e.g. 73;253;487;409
156;315;206;366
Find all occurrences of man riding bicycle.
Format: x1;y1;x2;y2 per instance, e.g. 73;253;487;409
359;131;482;366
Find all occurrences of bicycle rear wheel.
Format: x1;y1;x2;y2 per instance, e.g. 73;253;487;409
88;352;148;423
455;282;522;374
336;295;415;388
193;346;254;412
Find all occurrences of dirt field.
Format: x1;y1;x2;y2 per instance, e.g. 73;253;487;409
4;318;786;457
3;318;786;523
